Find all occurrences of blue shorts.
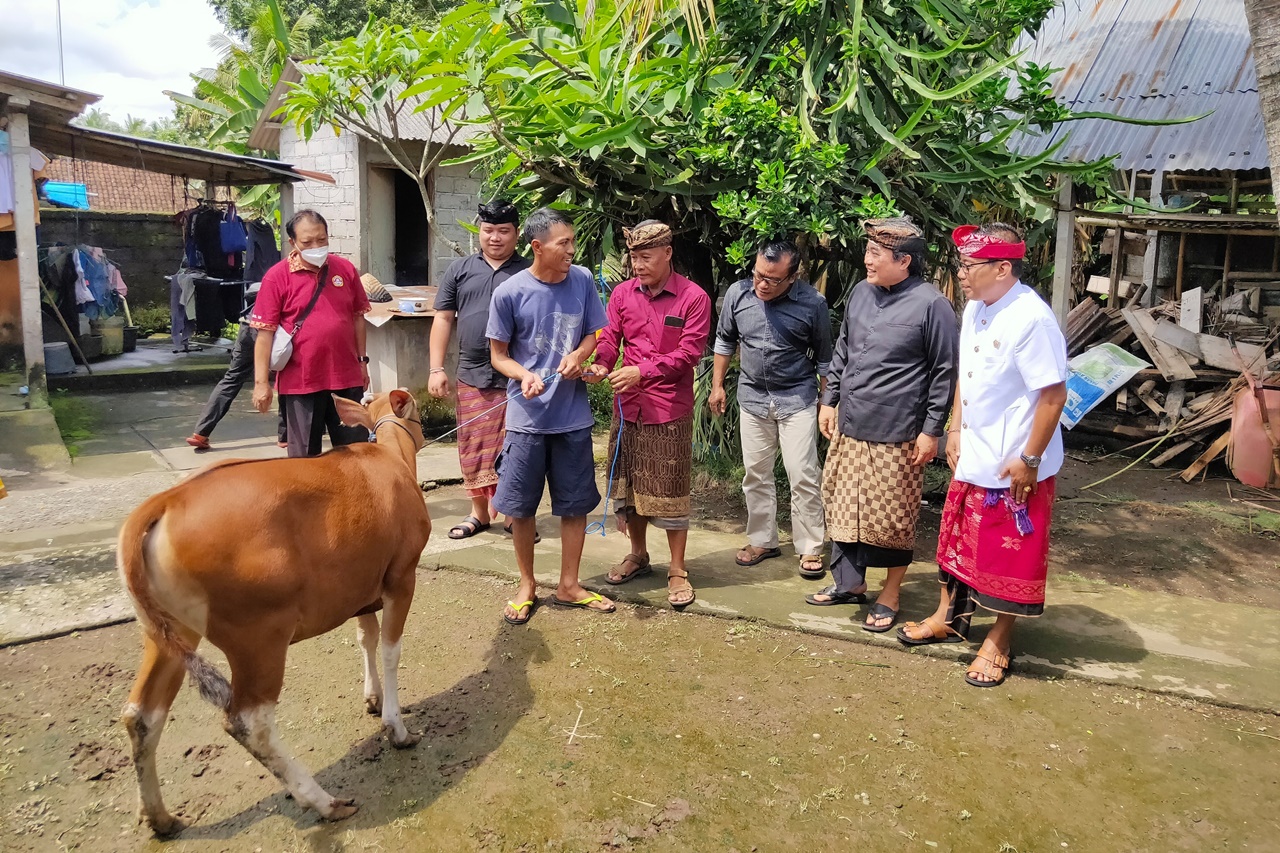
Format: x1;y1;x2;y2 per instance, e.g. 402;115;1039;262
493;427;600;519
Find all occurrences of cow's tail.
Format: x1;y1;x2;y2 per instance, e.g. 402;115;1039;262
117;499;231;712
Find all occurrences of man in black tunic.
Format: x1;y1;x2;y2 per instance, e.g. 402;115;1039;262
810;218;958;633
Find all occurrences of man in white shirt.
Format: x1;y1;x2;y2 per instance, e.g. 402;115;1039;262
896;223;1068;689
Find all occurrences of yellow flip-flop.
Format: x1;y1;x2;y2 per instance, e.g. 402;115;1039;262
503;598;536;625
549;592;616;613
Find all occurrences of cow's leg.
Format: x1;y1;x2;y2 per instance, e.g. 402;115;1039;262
122;629;196;837
222;640;358;821
356;612;382;716
378;582;420;749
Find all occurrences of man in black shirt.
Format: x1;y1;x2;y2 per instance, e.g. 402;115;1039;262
814;218;958;632
429;200;531;539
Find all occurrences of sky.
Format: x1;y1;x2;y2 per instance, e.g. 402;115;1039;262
0;0;224;122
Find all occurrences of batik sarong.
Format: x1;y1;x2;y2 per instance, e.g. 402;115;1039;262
935;476;1056;633
608;411;693;528
455;382;506;497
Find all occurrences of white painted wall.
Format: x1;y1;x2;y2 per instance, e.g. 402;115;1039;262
279;125;361;262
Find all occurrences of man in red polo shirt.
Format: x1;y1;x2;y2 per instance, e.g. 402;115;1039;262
250;209;371;457
586;220;711;608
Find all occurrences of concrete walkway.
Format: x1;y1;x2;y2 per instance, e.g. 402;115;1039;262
1;383;1276;714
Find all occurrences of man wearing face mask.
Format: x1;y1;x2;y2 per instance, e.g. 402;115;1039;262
250;209;371;457
429;200;530;540
710;239;834;579
587;220;711;610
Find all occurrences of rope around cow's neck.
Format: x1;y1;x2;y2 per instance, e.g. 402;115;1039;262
417;371;563;449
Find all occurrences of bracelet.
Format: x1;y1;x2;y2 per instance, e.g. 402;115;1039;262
429;367;445;374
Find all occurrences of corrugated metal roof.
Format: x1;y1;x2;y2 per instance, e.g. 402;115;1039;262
1011;0;1268;172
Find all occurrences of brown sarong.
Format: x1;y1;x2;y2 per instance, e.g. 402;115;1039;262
822;431;923;550
456;382;506;496
607;412;693;521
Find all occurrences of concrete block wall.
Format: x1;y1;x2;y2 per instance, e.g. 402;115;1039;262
431;162;481;284
39;211;183;307
280;125;361;261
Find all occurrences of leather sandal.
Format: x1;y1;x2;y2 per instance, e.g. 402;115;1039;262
798;554;826;580
606;553;652;585
667;568;695;609
896;616;966;647
964;645;1010;688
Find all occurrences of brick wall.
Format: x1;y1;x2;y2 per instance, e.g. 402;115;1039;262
431;163;482;283
39;210;183;307
280;125;361;261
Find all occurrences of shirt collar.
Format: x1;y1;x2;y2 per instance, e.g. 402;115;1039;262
475;251;525;272
288;250;328;274
635;272;682;299
978;280;1025;315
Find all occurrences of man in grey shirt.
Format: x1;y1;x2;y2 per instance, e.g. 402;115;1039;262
711;239;834;576
813;217;957;631
429;200;531;540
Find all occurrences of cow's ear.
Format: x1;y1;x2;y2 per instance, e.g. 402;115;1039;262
333;394;375;430
389;388;419;421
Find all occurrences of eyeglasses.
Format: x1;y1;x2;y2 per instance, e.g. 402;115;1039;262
752;270;794;287
954;259;999;275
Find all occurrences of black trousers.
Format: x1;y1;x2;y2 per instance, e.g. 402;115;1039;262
280;385;366;458
192;323;286;441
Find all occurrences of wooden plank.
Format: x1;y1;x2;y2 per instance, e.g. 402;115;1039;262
1115;387;1131;413
1175;232;1187;299
1087;275;1132;299
1133;379;1165;416
1121;308;1198;380
1179;431;1232;482
1179;286;1202;332
1150;439;1197;468
1160;380;1187;431
1196;335;1266;372
1151;319;1203;359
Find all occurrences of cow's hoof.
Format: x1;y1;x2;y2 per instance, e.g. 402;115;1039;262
147;813;188;837
321;798;359;821
364;695;382;716
386;726;422;749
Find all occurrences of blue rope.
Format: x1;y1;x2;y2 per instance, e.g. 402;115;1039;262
586;393;624;537
420;371;561;449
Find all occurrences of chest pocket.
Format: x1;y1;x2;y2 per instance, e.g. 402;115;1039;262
658;315;684;353
880;321;923;360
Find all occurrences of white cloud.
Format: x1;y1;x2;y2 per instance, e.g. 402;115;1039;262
0;0;224;121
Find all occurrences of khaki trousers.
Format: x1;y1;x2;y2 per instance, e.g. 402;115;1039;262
739;404;825;556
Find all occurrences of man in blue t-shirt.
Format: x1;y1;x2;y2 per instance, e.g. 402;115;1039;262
487;208;615;625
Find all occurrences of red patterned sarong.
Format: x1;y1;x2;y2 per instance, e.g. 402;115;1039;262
456;382;506;497
936;477;1056;608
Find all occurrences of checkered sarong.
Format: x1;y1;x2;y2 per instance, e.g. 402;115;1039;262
821;432;923;550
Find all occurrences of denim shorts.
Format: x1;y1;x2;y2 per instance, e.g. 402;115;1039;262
493;427;600;519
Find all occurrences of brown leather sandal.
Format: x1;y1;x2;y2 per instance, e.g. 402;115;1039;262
606;553;652;585
896;616;966;647
965;645;1010;688
667;568;695;609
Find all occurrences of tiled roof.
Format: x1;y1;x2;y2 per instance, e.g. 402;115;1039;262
41;159;220;213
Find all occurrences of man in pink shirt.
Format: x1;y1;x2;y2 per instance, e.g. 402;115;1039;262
587;221;711;608
249;210;371;457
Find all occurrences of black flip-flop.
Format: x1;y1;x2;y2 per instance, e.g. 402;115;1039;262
503;523;541;544
861;602;899;633
549;592;616;613
735;546;782;567
449;515;491;539
805;585;869;607
502;598;537;626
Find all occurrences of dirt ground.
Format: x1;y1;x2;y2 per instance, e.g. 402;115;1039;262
1;570;1277;853
695;455;1280;611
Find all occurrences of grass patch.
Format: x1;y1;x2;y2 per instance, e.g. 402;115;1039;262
1181;500;1280;534
48;390;98;458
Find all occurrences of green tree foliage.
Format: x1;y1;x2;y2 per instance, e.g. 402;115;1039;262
74;108;208;146
207;0;451;43
367;0;1128;297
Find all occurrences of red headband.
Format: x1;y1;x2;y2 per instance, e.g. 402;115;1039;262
952;224;1025;260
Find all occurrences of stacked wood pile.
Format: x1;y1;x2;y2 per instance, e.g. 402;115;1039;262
1065;285;1278;482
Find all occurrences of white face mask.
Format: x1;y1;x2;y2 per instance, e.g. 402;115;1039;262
299;247;329;267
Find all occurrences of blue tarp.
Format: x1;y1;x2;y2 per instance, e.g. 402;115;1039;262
43;182;90;210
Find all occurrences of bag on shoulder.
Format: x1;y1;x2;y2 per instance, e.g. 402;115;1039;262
269;272;327;371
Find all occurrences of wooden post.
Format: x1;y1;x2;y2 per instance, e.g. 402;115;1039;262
278;181;295;255
1229;171;1241;213
1050;177;1074;328
1141;170;1164;306
1107;226;1123;303
8;105;46;407
1175;232;1187;298
1223;232;1234;298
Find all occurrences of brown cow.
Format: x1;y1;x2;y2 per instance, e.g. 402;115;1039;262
117;390;431;836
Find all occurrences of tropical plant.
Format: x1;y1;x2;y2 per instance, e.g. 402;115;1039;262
207;0;451;44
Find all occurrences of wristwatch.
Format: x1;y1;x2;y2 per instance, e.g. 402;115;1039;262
357;355;370;364
1020;453;1042;469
